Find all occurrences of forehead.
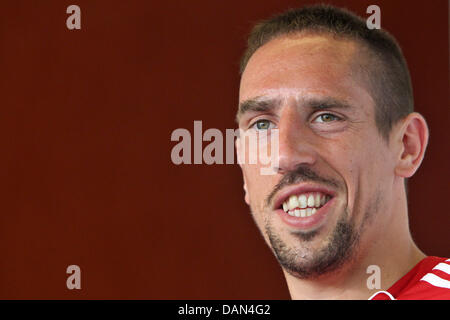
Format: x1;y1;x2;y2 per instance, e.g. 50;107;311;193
239;34;370;104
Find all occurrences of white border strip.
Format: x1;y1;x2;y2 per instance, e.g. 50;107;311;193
368;290;396;300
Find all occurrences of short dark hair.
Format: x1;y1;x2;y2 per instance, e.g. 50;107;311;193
240;4;414;140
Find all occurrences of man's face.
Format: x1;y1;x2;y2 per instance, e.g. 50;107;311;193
237;34;397;279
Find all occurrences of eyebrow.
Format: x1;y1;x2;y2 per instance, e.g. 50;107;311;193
236;97;281;123
236;96;353;123
304;97;353;111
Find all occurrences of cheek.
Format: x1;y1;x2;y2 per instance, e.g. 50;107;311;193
241;165;272;238
241;164;277;211
243;165;265;202
329;133;393;215
354;132;395;180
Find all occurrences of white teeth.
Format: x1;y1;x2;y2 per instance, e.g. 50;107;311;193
287;207;318;218
282;192;330;215
315;193;321;207
307;194;315;207
288;195;299;210
298;194;307;208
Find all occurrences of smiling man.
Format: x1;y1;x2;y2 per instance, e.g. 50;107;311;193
236;5;449;300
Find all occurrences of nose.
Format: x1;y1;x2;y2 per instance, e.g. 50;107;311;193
274;104;317;174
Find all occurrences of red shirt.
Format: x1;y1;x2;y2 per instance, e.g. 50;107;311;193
370;256;450;300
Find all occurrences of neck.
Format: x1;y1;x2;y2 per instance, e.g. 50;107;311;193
284;185;426;300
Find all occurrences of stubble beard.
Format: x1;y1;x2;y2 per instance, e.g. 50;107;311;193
265;208;360;280
251;165;376;280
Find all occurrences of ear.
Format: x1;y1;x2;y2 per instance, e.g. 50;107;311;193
394;112;429;178
236;137;250;205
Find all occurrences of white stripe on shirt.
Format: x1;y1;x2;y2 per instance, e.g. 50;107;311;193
420;273;450;289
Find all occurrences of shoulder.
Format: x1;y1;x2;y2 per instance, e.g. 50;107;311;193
397;256;450;300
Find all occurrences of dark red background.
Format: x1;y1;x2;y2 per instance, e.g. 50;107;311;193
0;0;448;299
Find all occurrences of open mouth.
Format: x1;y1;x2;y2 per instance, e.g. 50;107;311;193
280;192;332;218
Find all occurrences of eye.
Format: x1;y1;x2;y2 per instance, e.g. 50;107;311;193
313;113;341;123
251;119;275;131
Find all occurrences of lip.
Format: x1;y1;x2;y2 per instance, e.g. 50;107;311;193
272;183;336;211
